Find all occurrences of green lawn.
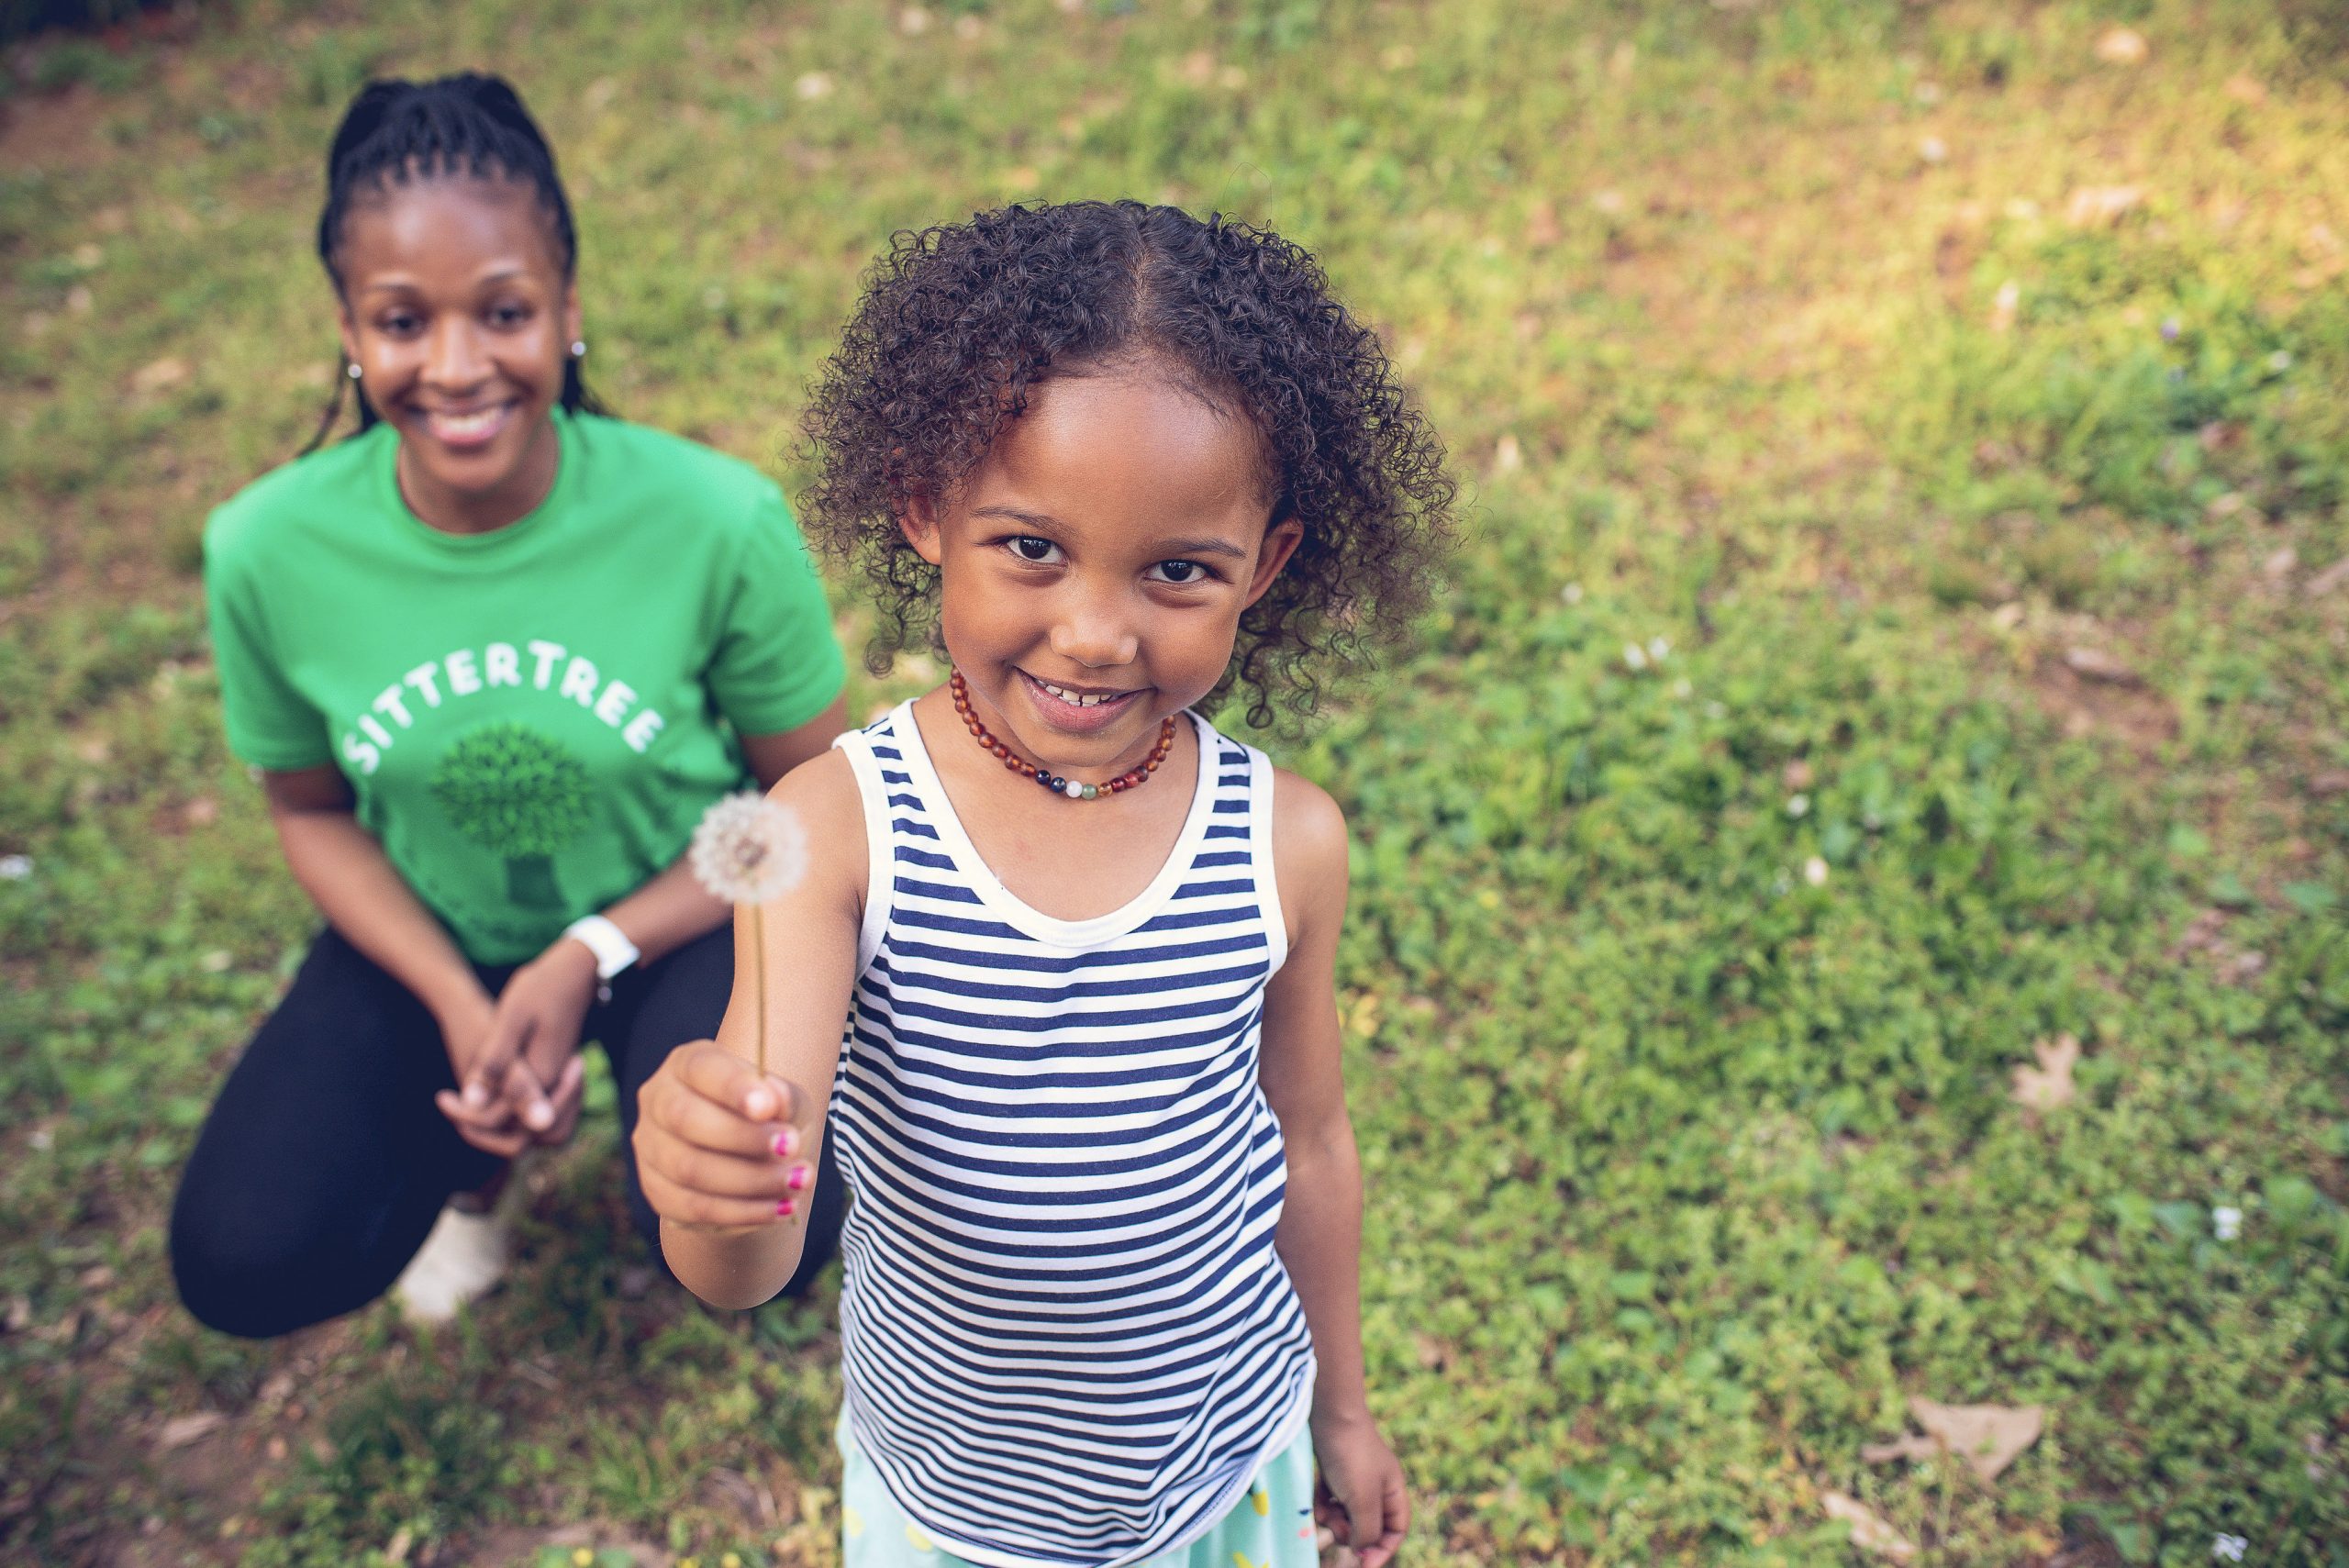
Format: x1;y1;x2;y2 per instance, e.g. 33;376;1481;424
4;1;2346;1564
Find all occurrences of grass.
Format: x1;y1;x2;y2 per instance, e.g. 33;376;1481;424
3;0;2346;1563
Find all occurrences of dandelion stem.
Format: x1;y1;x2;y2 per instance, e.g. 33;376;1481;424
751;901;768;1080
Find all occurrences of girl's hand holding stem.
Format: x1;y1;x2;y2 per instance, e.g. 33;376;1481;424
634;1040;815;1233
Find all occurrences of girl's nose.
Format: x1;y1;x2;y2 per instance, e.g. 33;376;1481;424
1048;597;1139;669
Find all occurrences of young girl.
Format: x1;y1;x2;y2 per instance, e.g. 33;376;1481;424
170;72;848;1335
636;202;1453;1568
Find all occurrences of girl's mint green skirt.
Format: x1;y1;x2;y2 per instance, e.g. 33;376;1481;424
838;1411;1320;1568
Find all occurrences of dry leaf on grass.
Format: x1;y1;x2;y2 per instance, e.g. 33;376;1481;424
2302;557;2349;598
1859;1433;1940;1465
1909;1397;2044;1482
131;357;189;395
2093;27;2148;64
1822;1491;1918;1561
2065;185;2144;228
154;1411;228;1451
2011;1034;2079;1112
2063;647;2140;684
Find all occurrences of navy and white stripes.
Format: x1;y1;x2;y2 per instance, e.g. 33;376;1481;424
828;703;1316;1568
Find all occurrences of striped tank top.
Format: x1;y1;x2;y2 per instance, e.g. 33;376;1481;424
828;701;1318;1568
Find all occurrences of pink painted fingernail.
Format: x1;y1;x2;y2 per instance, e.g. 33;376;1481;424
786;1164;812;1191
772;1129;798;1158
775;1198;796;1217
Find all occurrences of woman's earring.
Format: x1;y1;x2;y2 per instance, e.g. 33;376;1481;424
347;362;363;380
570;339;587;359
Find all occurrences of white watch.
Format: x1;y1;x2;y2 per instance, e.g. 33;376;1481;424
562;914;640;1002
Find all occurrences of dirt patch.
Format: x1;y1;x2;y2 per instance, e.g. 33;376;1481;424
0;80;120;174
2028;653;2177;757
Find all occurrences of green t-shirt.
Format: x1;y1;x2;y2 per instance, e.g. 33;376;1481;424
205;410;846;962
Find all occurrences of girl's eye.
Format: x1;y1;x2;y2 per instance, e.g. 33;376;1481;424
1008;536;1061;563
378;312;421;337
486;301;531;328
1149;560;1210;584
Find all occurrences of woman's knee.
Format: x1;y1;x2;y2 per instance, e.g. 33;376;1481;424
167;1189;335;1338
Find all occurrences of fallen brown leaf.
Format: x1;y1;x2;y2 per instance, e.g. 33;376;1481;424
155;1411;228;1451
2011;1033;2078;1113
1859;1433;1940;1466
2302;557;2349;598
1823;1491;1918;1561
2093;27;2148;64
1909;1397;2043;1482
131;357;190;395
2065;185;2143;228
2063;647;2140;684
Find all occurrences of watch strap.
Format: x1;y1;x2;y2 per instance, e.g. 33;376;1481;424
562;914;640;984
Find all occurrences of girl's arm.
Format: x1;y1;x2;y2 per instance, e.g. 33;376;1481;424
637;747;866;1309
1260;770;1409;1568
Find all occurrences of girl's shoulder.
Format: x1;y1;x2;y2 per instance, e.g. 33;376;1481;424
765;742;870;922
1265;762;1349;953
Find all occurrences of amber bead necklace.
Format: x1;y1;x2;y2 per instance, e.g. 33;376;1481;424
949;670;1175;800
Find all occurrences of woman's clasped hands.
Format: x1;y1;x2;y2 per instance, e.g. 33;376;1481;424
431;936;599;1158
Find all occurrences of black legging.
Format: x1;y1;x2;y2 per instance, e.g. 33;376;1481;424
169;923;844;1338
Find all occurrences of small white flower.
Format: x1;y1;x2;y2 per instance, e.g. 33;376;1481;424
1672;678;1693;698
1647;634;1671;662
2212;1205;2243;1241
2213;1533;2247;1562
1561;582;1585;605
1622;641;1648;671
1787;793;1810;818
0;854;28;881
1803;856;1829;887
688;793;808;906
2267;350;2292;372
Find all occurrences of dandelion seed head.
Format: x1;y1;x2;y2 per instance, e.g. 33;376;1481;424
1787;793;1811;818
1623;641;1648;671
2212;1205;2243;1241
1647;634;1671;661
1562;582;1585;605
689;793;808;906
1804;856;1830;886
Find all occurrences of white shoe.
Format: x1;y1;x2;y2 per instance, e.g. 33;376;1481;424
393;1195;513;1325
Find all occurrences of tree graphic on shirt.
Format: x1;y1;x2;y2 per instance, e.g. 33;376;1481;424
429;722;593;910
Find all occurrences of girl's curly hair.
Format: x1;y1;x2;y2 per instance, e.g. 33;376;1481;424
797;200;1456;727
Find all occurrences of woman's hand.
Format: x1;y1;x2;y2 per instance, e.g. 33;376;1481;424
1312;1407;1409;1568
434;939;596;1156
634;1040;812;1233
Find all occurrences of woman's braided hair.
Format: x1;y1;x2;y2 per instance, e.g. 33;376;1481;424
303;72;603;451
